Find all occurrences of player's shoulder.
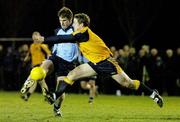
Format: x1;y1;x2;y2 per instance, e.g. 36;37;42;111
41;43;49;48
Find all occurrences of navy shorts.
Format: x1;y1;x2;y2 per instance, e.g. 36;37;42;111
48;55;76;76
88;57;123;77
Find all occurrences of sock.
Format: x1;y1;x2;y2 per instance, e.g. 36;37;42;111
55;80;70;99
54;103;60;109
138;82;153;95
89;97;93;101
149;91;156;99
27;92;31;97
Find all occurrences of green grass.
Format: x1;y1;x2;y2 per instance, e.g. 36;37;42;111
0;91;180;122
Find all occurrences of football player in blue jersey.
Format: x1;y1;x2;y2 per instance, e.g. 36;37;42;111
20;7;79;117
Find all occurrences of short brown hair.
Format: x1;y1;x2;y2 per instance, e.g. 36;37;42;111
74;13;90;27
57;7;73;20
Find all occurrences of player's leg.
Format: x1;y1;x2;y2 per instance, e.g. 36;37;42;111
111;71;140;90
112;70;163;108
88;79;96;104
53;76;66;117
48;63;97;104
38;60;55;102
38;79;49;96
53;93;65;117
21;79;37;101
103;57;163;108
80;81;94;103
25;78;53;101
20;60;54;101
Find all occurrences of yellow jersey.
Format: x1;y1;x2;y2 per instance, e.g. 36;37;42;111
30;43;51;66
73;27;112;63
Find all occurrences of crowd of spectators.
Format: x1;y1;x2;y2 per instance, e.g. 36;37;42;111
0;43;179;96
107;45;180;96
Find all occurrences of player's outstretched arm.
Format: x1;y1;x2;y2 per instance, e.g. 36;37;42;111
39;30;89;44
44;34;76;44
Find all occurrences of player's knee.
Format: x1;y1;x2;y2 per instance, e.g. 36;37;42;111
41;60;53;75
126;80;139;90
67;71;78;81
30;67;46;81
86;83;91;89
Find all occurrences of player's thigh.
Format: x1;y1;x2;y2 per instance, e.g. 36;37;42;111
41;60;54;75
67;63;97;81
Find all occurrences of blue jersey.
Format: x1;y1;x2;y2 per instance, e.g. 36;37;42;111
52;27;79;62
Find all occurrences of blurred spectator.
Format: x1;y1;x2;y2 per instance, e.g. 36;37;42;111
113;50;119;60
136;49;150;95
141;44;150;57
121;47;138;95
110;46;116;55
126;47;138;79
117;49;126;69
137;49;149;82
122;45;130;71
163;49;176;96
148;48;164;95
3;46;19;90
17;44;31;89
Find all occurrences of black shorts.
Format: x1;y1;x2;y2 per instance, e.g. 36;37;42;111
48;55;76;76
88;57;123;77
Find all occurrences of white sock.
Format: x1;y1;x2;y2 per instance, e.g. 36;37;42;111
150;91;155;99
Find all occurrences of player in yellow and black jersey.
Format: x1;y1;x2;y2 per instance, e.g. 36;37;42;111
20;31;51;101
38;13;164;109
28;31;51;67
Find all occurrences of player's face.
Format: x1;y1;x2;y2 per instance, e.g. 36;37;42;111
73;18;82;31
59;17;71;30
32;33;41;43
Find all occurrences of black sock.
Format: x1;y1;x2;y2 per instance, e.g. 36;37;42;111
89;97;94;100
54;103;60;109
55;80;70;99
89;97;94;103
138;83;153;95
27;92;31;97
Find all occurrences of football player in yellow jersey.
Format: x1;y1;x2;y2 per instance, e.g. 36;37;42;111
29;31;51;67
39;13;163;108
20;31;51;101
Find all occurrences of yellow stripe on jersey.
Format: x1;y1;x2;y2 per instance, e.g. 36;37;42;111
73;27;113;63
107;58;123;74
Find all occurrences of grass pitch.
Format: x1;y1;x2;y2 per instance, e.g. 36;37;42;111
0;91;180;122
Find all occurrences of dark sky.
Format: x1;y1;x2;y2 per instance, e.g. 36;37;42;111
0;0;179;49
